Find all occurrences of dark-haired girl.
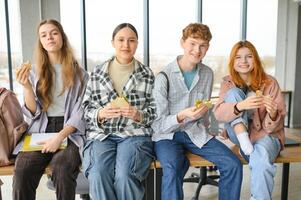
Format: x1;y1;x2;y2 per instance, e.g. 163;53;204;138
82;23;156;200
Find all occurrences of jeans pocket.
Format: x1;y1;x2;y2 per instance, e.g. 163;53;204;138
132;139;155;181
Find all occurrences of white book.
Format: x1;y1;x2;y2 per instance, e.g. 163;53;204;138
21;133;67;151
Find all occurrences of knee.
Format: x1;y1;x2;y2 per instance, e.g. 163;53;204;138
224;87;246;102
115;168;132;183
249;158;274;173
221;155;242;174
87;161;113;182
14;162;32;176
161;161;185;179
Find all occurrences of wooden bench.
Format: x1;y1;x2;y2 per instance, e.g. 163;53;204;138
145;137;301;200
1;133;301;200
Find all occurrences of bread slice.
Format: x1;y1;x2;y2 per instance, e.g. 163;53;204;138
111;96;129;108
16;61;31;73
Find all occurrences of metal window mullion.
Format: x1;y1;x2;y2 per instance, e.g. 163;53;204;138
80;0;87;71
4;0;13;91
143;0;149;66
240;0;248;40
197;0;203;23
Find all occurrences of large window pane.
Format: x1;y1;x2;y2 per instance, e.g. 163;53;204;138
60;0;82;67
85;0;143;72
149;0;197;74
0;0;22;101
247;0;278;76
0;0;9;89
9;0;22;100
203;0;240;96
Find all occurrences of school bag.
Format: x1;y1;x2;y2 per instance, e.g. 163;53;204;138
0;87;28;166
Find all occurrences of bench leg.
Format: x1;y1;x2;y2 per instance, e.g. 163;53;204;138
143;168;162;200
281;163;290;200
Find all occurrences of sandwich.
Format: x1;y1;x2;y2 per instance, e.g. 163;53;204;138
195;99;213;109
256;90;262;97
111;96;129;108
16;60;32;73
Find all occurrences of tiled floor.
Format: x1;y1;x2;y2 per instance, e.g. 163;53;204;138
1;163;301;200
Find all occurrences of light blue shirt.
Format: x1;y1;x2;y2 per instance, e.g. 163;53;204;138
151;56;214;148
182;68;197;90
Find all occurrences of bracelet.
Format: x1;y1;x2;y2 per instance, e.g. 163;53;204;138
234;103;242;115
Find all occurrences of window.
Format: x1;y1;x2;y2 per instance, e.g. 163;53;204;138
202;0;240;96
85;0;143;71
0;0;9;89
0;0;22;101
149;0;197;74
247;0;278;75
60;0;82;66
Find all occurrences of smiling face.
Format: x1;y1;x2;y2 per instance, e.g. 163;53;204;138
38;23;63;54
234;47;254;77
112;27;138;64
181;37;209;65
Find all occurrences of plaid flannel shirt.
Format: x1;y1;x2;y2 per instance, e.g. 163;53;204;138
82;57;156;141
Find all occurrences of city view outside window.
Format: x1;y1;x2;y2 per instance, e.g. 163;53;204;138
202;0;241;96
247;0;278;76
61;0;144;72
149;0;197;74
0;0;23;101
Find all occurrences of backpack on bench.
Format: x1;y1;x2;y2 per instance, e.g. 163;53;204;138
0;87;28;166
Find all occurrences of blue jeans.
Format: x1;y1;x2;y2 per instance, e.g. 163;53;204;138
155;132;242;200
82;135;154;200
224;87;281;200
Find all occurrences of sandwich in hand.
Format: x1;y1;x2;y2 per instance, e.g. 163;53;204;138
195;99;213;109
16;60;32;73
111;96;129;108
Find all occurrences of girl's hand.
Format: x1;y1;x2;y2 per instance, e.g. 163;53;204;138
16;62;32;89
263;95;278;120
38;134;64;153
120;105;141;122
236;95;263;111
98;104;121;122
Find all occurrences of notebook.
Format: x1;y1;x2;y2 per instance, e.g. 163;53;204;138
21;133;67;152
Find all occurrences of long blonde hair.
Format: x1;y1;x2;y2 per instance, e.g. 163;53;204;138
35;19;84;111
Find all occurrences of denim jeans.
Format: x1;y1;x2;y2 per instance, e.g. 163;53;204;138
224;87;281;200
155;132;242;200
82;135;154;200
13;117;81;200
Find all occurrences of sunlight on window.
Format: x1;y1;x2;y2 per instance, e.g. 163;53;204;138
247;0;278;76
202;0;240;96
149;0;197;74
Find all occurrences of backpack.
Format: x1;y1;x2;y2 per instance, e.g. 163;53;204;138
0;87;28;166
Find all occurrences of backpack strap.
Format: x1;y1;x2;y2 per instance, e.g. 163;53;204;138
159;71;169;94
